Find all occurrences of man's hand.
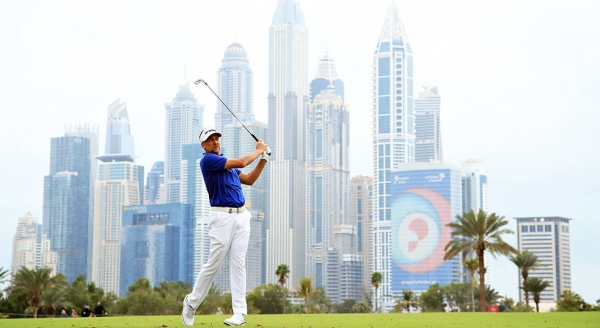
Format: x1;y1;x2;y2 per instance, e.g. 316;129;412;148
256;140;268;153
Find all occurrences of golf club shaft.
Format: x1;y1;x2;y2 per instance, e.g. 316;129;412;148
195;79;271;156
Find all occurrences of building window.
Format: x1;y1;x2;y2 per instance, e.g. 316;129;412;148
521;226;528;233
537;225;543;232
530;225;536;233
545;225;551;232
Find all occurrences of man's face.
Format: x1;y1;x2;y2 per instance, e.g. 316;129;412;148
202;134;220;154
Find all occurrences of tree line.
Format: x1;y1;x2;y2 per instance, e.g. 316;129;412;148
1;210;598;317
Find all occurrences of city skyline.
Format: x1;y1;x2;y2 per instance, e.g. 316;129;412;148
1;0;599;303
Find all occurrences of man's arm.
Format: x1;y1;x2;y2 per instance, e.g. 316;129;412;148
224;140;268;169
238;158;267;186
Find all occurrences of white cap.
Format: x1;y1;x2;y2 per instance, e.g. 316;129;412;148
199;127;222;142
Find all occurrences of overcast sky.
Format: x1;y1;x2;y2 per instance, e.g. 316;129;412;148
1;0;599;303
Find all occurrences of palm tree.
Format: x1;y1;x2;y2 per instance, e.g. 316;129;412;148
523;278;550;312
371;272;382;313
399;289;418;312
275;264;289;314
0;267;9;288
509;250;540;308
41;288;73;317
297;277;312;313
463;257;478;312
444;209;518;312
13;267;55;318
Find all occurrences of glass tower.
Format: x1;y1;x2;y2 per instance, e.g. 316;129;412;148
372;2;415;311
266;0;309;286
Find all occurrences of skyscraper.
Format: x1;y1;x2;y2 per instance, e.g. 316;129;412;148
145;161;165;205
309;53;344;102
43;135;90;282
461;160;489;213
92;154;143;295
515;217;572;304
372;1;415;309
349;176;373;289
306;54;350;291
105;99;135;158
92;101;142;295
216;42;253;131
389;164;462;300
180;143;211;283
266;0;308;286
165;85;203;203
461;160;490;283
65;123;99;279
11;212;57;276
415;87;442;162
120;203;195;296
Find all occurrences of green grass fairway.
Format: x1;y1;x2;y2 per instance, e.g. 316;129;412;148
0;312;598;328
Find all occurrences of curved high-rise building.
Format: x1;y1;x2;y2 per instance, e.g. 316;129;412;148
105;99;135;158
266;0;308;286
216;43;253;131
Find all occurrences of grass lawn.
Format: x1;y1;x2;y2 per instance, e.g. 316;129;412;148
0;312;598;328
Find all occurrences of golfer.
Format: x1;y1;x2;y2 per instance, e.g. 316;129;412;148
182;127;269;327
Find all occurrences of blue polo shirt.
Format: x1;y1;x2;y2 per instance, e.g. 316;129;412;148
200;152;245;207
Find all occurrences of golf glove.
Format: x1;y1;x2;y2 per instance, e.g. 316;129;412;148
261;149;270;162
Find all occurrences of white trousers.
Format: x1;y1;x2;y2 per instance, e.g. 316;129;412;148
187;209;251;315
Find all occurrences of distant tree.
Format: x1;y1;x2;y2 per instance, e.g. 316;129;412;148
67;275;90;313
556;290;586;312
394;289;419;313
307;287;330;313
419;283;445;312
523;278;550;313
463;257;478;312
297;277;313;313
443;282;470;312
501;296;515;311
352;301;371;313
41;288;72;317
332;299;356;313
247;284;288;314
371;272;382;313
444;209;518;311
0;267;9;286
512;301;534;312
275;264;289;313
12;267;56;318
474;285;503;306
510;250;540;308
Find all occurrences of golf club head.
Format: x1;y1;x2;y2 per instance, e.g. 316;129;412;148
194;79;205;85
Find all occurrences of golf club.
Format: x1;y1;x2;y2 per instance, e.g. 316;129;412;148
194;79;271;156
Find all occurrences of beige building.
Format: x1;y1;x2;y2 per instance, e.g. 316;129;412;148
515;216;572;304
92;155;142;295
11;212;57;276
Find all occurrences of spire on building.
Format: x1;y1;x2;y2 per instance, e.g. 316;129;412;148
271;0;306;26
378;1;410;42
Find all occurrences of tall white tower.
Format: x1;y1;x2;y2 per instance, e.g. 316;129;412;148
164;84;203;203
415;87;442;162
266;0;309;286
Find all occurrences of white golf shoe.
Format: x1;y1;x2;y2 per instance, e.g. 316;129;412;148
181;295;195;326
223;314;245;326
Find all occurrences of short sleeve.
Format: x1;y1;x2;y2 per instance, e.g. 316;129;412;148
202;153;227;172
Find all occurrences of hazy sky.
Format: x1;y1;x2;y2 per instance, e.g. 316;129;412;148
1;0;599;303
